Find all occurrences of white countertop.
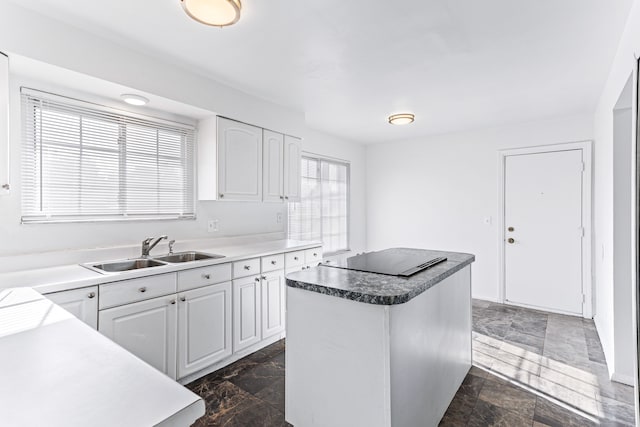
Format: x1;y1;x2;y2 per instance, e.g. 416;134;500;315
0;287;204;426
0;239;322;294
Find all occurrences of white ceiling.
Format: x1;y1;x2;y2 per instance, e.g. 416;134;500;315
8;0;634;143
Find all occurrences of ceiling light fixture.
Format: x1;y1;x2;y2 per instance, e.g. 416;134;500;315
121;94;149;106
388;113;415;125
180;0;242;27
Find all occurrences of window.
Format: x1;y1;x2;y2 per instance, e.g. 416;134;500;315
288;155;349;254
21;88;195;223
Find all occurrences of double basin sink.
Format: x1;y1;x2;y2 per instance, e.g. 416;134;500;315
84;251;225;274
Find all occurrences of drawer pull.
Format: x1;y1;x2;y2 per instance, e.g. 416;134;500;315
313;253;317;257
294;256;299;261
139;287;147;293
255;277;260;282
262;275;267;280
170;299;176;305
87;292;96;299
180;296;186;302
244;265;251;270
271;260;277;265
203;274;211;280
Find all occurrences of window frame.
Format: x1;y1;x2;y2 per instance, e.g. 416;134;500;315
288;152;351;256
20;87;197;224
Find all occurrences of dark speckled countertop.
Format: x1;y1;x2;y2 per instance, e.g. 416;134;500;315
285;248;475;305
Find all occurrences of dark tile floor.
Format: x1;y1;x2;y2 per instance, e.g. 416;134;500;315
187;300;637;426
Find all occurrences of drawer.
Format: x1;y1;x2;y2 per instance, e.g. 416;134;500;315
261;253;285;273
233;258;260;278
285;250;305;268
304;248;323;266
177;263;232;292
99;273;176;310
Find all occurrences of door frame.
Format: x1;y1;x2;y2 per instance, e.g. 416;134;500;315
497;140;593;318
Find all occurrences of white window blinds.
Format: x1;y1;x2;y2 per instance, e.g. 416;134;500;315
21;89;195;223
288;155;349;254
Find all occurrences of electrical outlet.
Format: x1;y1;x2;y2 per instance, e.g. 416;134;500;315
207;219;219;233
276;212;283;224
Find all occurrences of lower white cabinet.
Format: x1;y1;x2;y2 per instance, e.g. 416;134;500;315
178;282;232;378
99;295;178;380
45;286;98;329
233;276;262;352
261;271;285;339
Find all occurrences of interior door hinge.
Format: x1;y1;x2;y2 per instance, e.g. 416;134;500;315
580;161;585;172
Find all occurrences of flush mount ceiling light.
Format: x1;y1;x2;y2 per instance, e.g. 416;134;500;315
121;94;149;106
388;113;415;125
180;0;242;27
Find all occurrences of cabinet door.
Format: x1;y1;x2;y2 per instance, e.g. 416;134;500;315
283;135;302;202
99;295;177;379
263;129;284;203
45;286;98;329
217;117;263;201
177;282;232;378
261;271;286;339
0;52;8;195
233;276;261;352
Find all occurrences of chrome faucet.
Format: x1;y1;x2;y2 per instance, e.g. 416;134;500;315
141;235;168;258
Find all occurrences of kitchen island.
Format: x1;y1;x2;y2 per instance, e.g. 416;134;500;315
285;248;475;427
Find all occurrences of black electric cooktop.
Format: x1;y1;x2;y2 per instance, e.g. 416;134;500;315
325;249;447;277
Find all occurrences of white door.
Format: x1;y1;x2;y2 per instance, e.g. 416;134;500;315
217;117;263;201
504;149;584;315
261;271;285;339
233;276;261;352
263;129;284;203
177;282;232;378
283;135;301;202
99;295;177;379
45;286;98;329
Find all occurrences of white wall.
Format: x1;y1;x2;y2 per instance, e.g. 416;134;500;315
366;114;593;301
0;2;366;262
592;0;640;384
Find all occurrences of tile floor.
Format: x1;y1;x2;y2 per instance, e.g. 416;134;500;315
187;300;636;426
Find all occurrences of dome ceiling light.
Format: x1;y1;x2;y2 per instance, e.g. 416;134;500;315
388;113;415;125
121;94;149;106
180;0;242;27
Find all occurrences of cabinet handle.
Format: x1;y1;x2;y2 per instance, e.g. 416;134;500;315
139;287;147;293
87;292;96;299
219;193;224;198
170;299;176;305
285;196;289;200
203;274;211;280
244;265;251;270
294;256;298;261
180;296;186;302
271;260;277;265
255;277;260;282
313;253;317;257
262;275;267;280
280;195;284;200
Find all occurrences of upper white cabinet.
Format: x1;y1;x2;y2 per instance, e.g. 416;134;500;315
217;117;263;201
215;117;301;203
0;52;8;195
284;135;302;202
45;286;98;329
177;282;232;378
263;130;284;203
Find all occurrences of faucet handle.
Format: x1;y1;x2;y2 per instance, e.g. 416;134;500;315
168;240;176;254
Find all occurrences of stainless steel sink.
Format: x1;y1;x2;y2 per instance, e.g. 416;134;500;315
84;258;168;274
152;251;225;263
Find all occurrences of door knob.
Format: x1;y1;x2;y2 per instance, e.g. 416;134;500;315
507;238;515;244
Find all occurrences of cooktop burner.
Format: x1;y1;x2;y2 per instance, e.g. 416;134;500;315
324;249;447;277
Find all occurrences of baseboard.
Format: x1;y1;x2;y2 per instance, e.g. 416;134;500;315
611;372;635;386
